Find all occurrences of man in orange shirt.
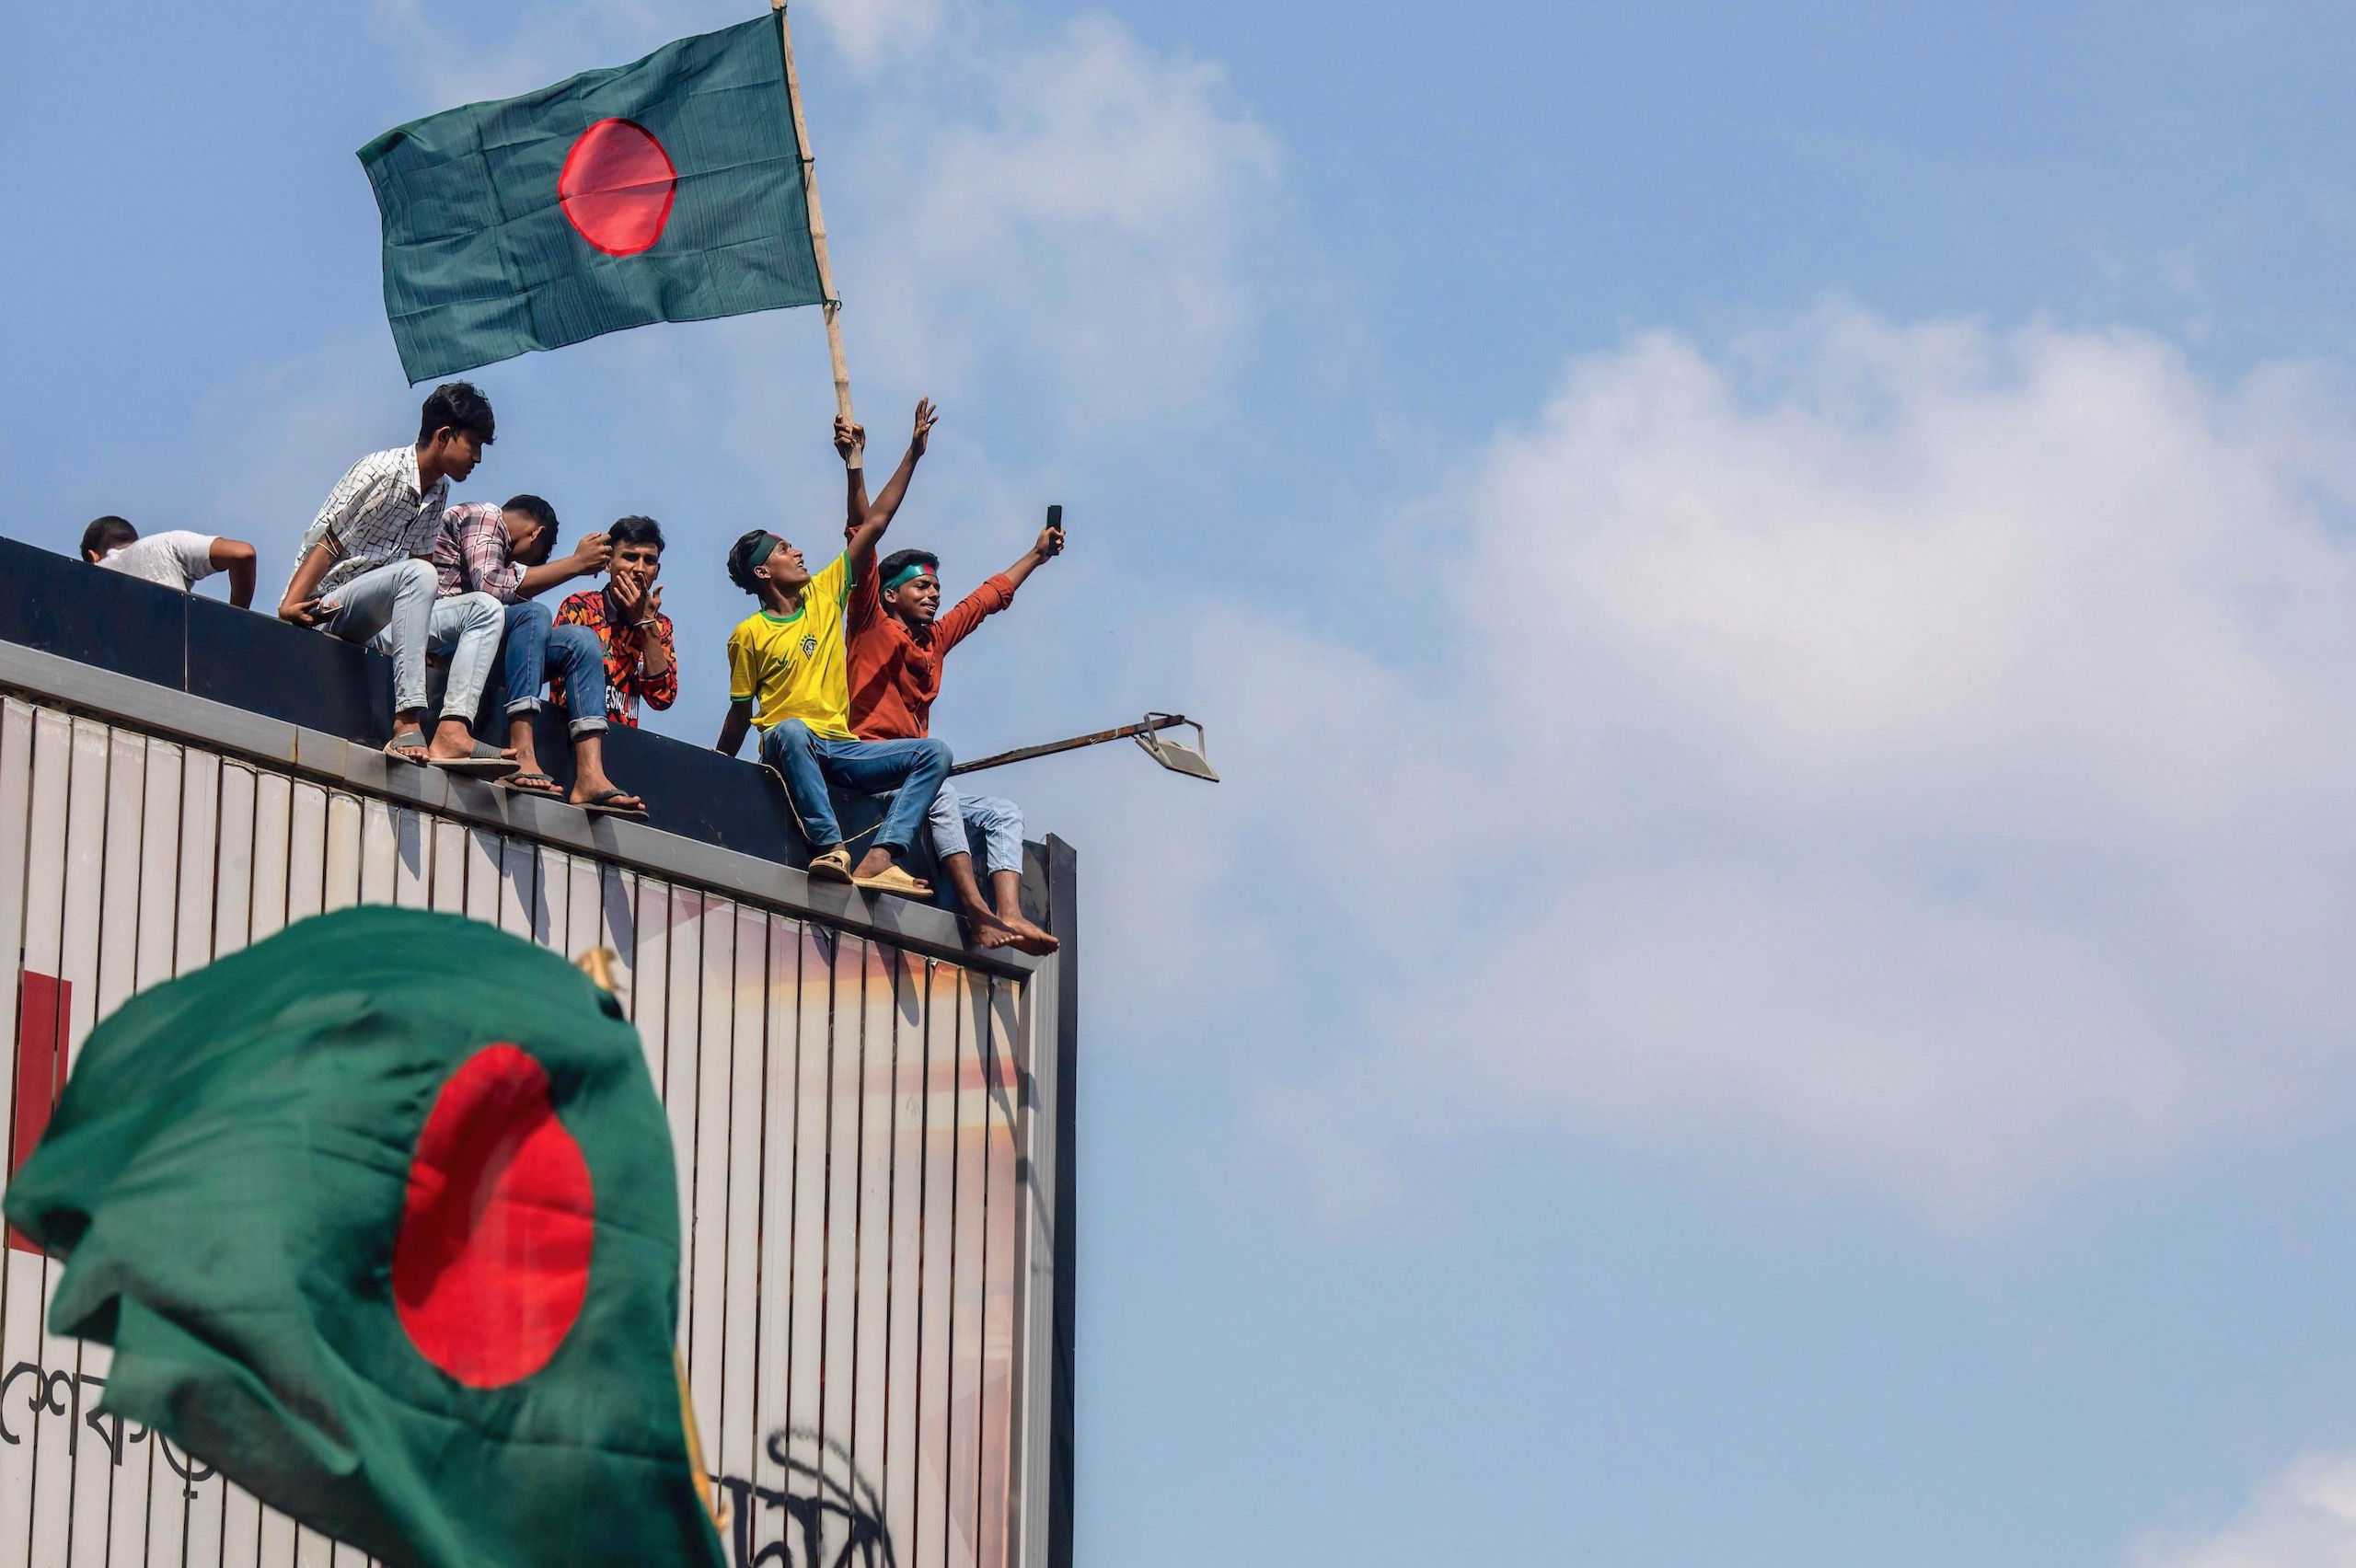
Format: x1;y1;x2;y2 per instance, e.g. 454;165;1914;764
845;515;1064;953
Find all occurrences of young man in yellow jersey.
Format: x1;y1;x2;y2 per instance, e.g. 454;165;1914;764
715;401;950;897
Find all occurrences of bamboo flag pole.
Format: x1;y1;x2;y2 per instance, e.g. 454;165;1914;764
676;1347;730;1532
773;0;854;425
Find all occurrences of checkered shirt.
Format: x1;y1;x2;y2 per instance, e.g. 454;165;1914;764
431;502;525;603
290;446;450;600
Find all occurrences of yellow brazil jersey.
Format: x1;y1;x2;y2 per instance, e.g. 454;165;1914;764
726;553;855;739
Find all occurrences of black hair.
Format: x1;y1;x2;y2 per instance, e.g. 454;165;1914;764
876;549;940;592
79;516;137;559
727;528;775;595
502;494;560;566
610;515;666;553
418;381;495;447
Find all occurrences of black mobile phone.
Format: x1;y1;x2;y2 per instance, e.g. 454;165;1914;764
1046;503;1064;555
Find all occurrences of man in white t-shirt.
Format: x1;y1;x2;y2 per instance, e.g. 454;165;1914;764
80;516;257;608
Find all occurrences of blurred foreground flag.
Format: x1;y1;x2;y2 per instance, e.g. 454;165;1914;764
3;907;724;1568
360;15;825;383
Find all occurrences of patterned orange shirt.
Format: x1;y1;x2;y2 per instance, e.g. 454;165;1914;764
553;588;676;728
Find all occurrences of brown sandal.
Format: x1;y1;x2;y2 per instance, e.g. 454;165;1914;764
852;863;932;899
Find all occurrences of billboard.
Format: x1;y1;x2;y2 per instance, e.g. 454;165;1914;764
0;694;1058;1568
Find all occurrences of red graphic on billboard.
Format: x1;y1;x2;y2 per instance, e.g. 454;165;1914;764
8;971;67;1255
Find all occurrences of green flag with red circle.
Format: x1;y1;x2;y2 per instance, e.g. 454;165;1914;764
1;906;724;1568
359;14;826;384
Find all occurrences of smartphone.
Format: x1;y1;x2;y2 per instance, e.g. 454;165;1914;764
1046;503;1064;556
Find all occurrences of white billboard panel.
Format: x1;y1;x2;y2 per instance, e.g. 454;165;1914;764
0;695;1052;1568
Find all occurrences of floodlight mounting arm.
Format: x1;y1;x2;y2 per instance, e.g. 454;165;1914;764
950;712;1219;782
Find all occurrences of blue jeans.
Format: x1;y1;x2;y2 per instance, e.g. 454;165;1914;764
496;601;607;736
758;722;952;858
926;783;1025;875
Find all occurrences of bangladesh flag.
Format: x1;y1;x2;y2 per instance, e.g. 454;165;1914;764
360;15;826;383
2;907;725;1568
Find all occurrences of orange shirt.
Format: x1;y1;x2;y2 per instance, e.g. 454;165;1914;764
845;558;1015;740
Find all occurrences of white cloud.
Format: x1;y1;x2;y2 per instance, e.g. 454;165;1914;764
1126;305;2356;1222
841;15;1281;428
2132;1451;2356;1568
798;0;944;73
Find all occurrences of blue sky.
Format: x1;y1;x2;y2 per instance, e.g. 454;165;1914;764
13;2;2356;1563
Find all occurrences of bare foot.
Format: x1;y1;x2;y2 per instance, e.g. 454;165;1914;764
993;909;1060;956
851;847;897;881
962;906;1024;951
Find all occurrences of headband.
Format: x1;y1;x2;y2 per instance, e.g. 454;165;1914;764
747;533;780;571
883;560;939;595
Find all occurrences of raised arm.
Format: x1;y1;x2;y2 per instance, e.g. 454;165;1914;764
846;398;937;576
934;520;1064;654
639;601;676;702
1000;517;1065;593
837;416;870;543
603;575;674;697
516;533;610;600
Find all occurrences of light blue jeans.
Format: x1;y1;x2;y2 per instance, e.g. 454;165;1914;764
927;784;1025;875
320;559;501;721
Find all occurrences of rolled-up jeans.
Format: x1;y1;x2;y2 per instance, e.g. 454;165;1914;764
926;783;1025;875
319;559;501;721
757;721;951;857
497;601;608;737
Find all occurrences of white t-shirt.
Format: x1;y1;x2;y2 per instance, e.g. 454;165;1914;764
98;531;219;593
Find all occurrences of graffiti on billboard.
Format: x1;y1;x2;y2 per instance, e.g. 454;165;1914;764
0;1358;906;1568
716;1428;895;1568
0;1358;213;1494
0;1356;907;1568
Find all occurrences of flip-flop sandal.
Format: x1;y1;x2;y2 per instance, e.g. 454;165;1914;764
577;788;648;820
428;741;520;778
383;732;431;765
501;770;564;799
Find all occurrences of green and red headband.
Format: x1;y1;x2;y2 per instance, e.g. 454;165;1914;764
883;559;939;595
